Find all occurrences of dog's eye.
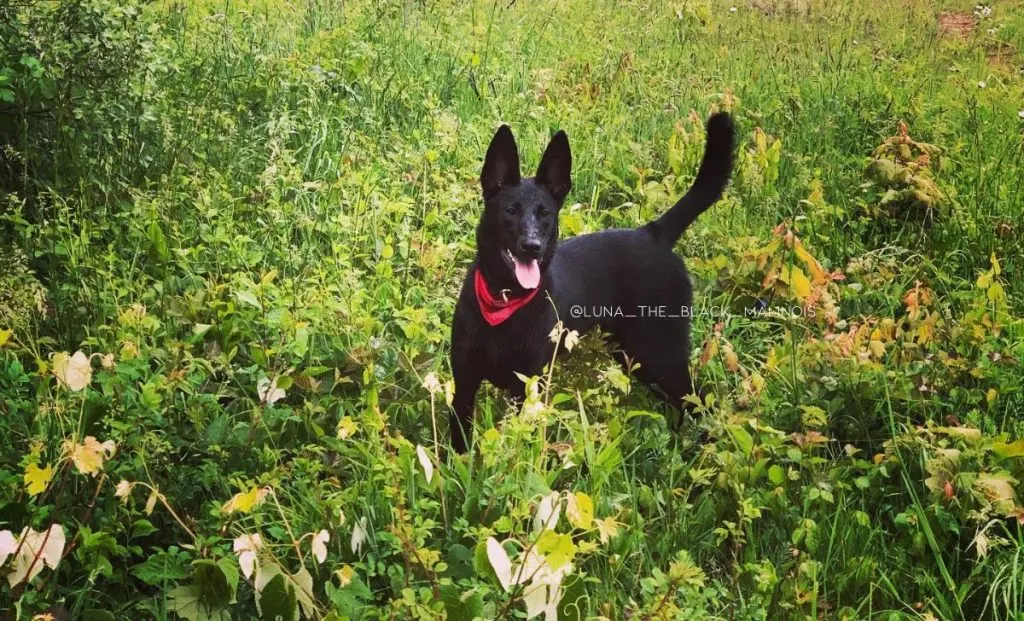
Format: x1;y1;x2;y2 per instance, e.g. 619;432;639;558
504;204;518;215
538;205;551;217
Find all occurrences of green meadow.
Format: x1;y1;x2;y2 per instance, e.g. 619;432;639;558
2;0;1023;618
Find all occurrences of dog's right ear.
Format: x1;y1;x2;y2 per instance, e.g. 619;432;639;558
481;125;521;200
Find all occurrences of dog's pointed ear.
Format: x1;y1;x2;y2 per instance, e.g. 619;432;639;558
481;125;521;200
535;130;572;204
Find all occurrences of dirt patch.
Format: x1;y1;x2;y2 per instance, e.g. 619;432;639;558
986;42;1020;73
938;12;976;39
748;0;811;17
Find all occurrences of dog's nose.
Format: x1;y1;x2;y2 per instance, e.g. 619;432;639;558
518;239;542;256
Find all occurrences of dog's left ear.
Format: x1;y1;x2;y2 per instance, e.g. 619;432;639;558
535;130;572;204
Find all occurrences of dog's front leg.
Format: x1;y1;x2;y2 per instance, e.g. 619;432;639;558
451;362;482;455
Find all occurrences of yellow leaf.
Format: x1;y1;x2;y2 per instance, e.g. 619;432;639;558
566;492;594;529
987;281;1006;303
336;416;358;440
869;340;886;359
993;439;1024;459
974;472;1018;515
722;343;740;373
986;389;998;408
788;266;812;299
535;530;576;571
145;488;159;515
335;564;355;587
595;516;620;544
24;463;53;496
222;486;270;514
794;244;827;285
0;329;12;348
935;426;983;442
64;436;116;476
991;252;1001;275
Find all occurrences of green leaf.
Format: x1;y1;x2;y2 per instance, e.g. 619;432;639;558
132;550;189;586
768;465;785;486
235;289;262;309
167;585;230;621
473;540;498;583
257;573;298;621
147;219;171;263
440;584;484;621
193;559;233;610
557;574;589;621
131;519;158;538
728;424;754;458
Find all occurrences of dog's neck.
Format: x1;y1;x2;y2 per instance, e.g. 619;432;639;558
475;248;535;299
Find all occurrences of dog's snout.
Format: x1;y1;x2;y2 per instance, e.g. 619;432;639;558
518;238;542;256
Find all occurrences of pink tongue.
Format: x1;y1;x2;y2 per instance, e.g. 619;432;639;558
514;258;541;289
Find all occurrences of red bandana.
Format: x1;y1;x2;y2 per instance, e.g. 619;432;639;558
474;268;541;326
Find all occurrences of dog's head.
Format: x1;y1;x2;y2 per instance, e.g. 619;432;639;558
476;125;571;291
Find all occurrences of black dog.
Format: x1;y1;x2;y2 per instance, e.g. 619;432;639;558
449;112;735;454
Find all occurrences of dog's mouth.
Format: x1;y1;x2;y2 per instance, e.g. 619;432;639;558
503;249;541;289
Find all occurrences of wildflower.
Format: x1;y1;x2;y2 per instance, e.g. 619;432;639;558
233;534;263;579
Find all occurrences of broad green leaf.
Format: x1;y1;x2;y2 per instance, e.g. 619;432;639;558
257;573;298;621
167;585;230;621
235;289;262;309
132;551;189;586
441;583;484;621
193;559;233;610
727;424;754;458
557;574;589;621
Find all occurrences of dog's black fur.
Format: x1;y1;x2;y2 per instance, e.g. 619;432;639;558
449;112;736;454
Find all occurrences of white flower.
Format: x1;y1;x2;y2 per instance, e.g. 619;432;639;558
4;525;66;586
257;377;285;405
416;445;434;484
729;6;737;12
533;492;562;533
52;351;92;392
562;330;579;352
977;81;986;88
486;538;571;620
233;533;263;579
350;517;369;555
311;529;329;564
115;480;133;503
421;372;442;395
1018;110;1024;119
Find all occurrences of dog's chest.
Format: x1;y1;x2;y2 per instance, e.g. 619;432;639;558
477;315;556;388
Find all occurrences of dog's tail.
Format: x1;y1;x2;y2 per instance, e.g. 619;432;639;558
643;112;735;246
